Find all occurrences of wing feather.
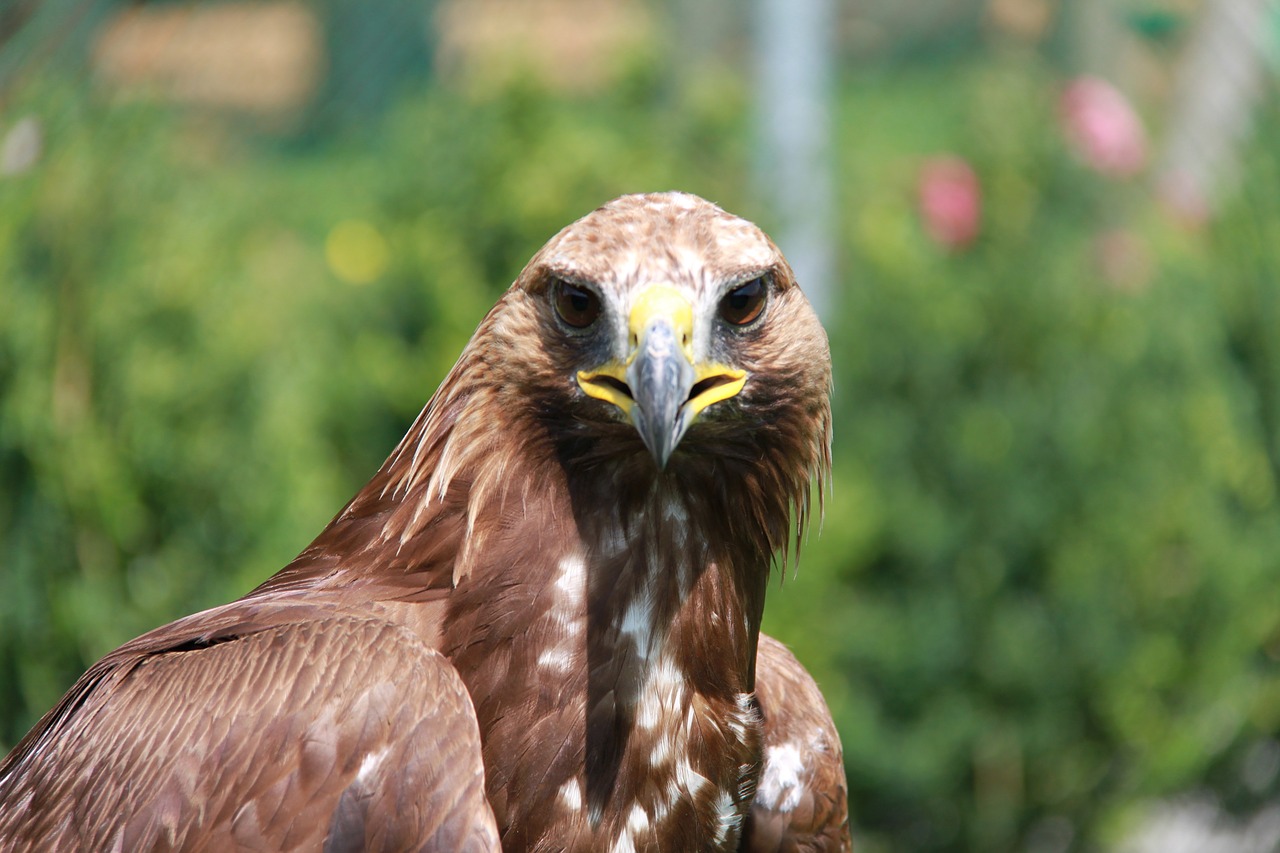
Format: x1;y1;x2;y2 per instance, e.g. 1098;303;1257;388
744;633;851;853
0;604;500;853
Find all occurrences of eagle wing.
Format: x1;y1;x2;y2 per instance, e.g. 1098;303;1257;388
0;601;499;853
745;633;852;853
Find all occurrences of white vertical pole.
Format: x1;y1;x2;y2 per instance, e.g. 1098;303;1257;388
1159;0;1275;215
753;0;837;320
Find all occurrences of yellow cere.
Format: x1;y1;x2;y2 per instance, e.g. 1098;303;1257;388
627;284;694;364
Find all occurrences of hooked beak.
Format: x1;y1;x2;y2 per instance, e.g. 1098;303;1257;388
576;285;747;468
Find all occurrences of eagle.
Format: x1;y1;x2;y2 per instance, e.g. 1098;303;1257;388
0;192;849;852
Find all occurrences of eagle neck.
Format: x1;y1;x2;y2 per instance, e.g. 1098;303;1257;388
569;468;768;843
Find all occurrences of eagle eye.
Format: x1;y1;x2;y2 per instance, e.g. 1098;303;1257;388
553;280;601;329
719;277;767;326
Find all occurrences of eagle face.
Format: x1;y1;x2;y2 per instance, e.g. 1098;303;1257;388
506;192;831;489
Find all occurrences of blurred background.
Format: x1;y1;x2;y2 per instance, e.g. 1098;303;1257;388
2;0;1280;849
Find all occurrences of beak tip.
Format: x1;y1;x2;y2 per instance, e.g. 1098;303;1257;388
633;410;672;470
635;409;691;471
654;446;674;471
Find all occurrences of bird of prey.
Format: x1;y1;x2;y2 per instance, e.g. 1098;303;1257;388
0;192;849;852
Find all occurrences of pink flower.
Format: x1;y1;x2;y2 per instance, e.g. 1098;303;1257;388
918;156;982;251
1059;76;1148;178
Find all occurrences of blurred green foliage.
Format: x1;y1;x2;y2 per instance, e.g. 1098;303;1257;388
777;63;1280;852
2;53;1280;853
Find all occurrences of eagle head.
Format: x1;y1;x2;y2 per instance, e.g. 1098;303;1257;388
493;192;832;531
373;191;831;583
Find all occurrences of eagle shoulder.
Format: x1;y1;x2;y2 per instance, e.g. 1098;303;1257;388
744;633;852;853
0;602;499;853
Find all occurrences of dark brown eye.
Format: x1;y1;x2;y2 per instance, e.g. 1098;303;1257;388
554;280;601;328
719;277;767;326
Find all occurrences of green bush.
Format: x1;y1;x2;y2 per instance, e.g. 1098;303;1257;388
768;63;1280;851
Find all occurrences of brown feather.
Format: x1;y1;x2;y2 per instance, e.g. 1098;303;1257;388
745;635;852;852
0;602;498;851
